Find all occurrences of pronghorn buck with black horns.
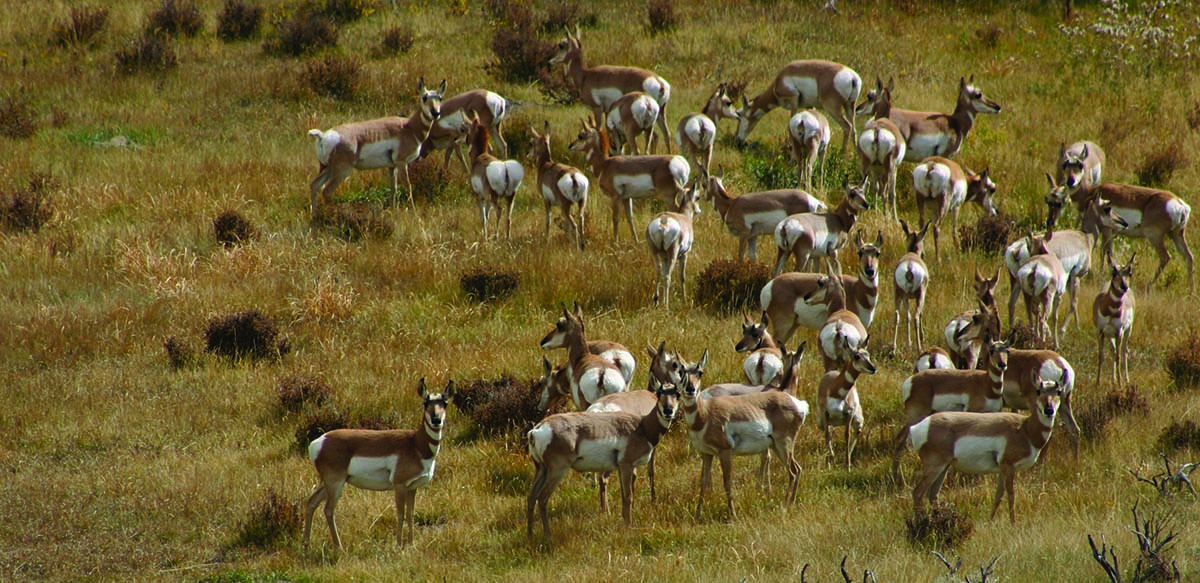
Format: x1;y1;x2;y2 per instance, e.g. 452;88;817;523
736;311;784;386
772;177;870;276
676;83;740;174
817;336;877;470
529;121;589;250
893;220;931;349
307;78;446;217
466;113;524;241
605;91;660;155
420;88;509;171
1093;253;1136;387
646;183;701;308
704;169;827;262
735;60;862;154
788;110;831;191
303;378;454;549
551;25;672;152
1017;232;1068;348
537;303;628;411
909;376;1063;524
856;76;1002;163
912;156;998;261
856;89;907;220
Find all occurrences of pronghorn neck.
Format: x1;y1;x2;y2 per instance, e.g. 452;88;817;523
468;125;490;162
640;406;675;447
948;95;976;137
758;331;778;350
751;89;779;116
564;328;591;369
986;359;1005;394
565;48;588;91
409;107;436;141
533;143;555;171
1020;409;1056;451
584;133;611;173
419;411;444;457
681;393;708;432
834;198;860;232
708;181;734;218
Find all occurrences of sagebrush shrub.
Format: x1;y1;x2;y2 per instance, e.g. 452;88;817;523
974;23;1002;49
958;213;1017;255
485;1;555;84
230;491;301;549
312;203;394;241
1;173;56;233
204;309;289;361
452;375;543;438
460;265;520;302
377;26;414;56
0;94;36;139
647;0;678;36
217;0;264;41
320;0;376;23
263;12;338;57
51;6;109;48
1155;419;1200;453
905;505;974;549
540;2;597;33
146;0;204;37
406;158;455;203
277;374;333;412
163;336;196;370
115;34;178;75
1135;143;1186;188
1077;384;1149;441
213;209;258;246
301;54;361;100
1165;329;1200;388
695;259;771;315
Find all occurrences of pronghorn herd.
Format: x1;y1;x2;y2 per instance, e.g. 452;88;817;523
300;24;1194;550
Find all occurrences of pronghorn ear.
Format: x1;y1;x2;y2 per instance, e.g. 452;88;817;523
992;265;1002;283
795;340;807;359
873;76;883;90
542;120;551;136
574;24;581;40
1126;252;1136;273
854;229;863;248
417;76;427;93
975;268;983;282
1029;367;1040;388
542;355;552;374
437;79;448;97
443;380;455;400
1080;143;1089;159
1059;142;1067;158
741;309;752;324
899;219;910;235
717;164;725;180
741;94;750;109
875;229;884;248
760;310;770;328
417;377;428;399
886;76;895;92
697;349;710;371
572;300;583;317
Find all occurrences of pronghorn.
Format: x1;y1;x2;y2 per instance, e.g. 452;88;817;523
891;338;1010;483
537;303;628;410
307;78;446;216
817;336;877;470
771;177;871;276
466;113;524;241
857;105;907;220
909;377;1062;524
1003;347;1080;458
855;76;1002;163
675;83;740;174
912;156;998;261
788;110;831;191
1055;141;1104;199
605;91;660;155
420;89;509;171
943;268;1001;369
551;26;672;152
678;350;809;520
1017;232;1067;348
702;342;805;399
1093;253;1136;386
914;346;955;373
302;378;453;549
703;169;827;262
529;121;589;250
646;183;701;308
539;329;635;388
735;311;784;385
569;118;690;242
808;263;870;372
735;60;862;154
760;231;881;344
526;381;680;545
893;220;931;349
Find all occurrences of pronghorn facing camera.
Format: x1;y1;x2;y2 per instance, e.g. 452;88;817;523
1093;253;1136;386
735;60;862;154
1003;348;1079;458
736;311;784;385
893;220;931;349
912;156;998;261
676;83;740;174
646;183;701;308
1017;233;1067;348
817;336;877;470
704;169;827;262
1055;141;1104;199
606;91;661;155
537;303;628;410
856;76;1002;163
788;110;831;191
771;177;871;276
529;121;589;250
909;376;1062;524
302;378;454;549
466;113;524;241
420;89;509;171
307;78;446;217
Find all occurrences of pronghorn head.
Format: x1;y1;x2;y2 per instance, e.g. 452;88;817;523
676;181;703;217
1109;253;1136;297
986;339;1010;373
773;341;807;389
647;340;685;387
854;230;883;282
703;165;731;205
539;304;585;349
1028;231;1052;256
465;111;490;159
899;219;930;256
536;356;569;412
677;350;710;401
1042;172;1070;232
568;117;605;154
854;76;895;117
966;167;999;216
706;83;740;121
735;311;772;353
1083;197;1129;235
654;382;681;423
549;26;582;66
416;77;447;122
959;76;1002;115
417;378;454;432
843;176;871;212
1057;142;1090;191
1031;370;1062;421
974;266;1001;305
733;94;764;146
529;120;552;163
841;335;877;375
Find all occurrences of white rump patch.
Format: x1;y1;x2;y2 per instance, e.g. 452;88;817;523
631;95;660;129
668;156;691;187
311;130;342;165
346;455;400;491
744;352;784;385
789;111;829;145
820;321;863;362
596;349;635;384
684;116;717;149
916;352;954;372
642;76;671;105
833;67;862;102
527;422;554;463
557;172;588;204
908;417;932;451
858;127;898;164
486;160;524;196
1166;198;1191;229
893;260;929;293
647;216;684;250
485;91;508;121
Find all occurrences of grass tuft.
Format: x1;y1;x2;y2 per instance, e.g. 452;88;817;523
905;505;975;549
452;374;543;439
50;6;109;48
459;265;521;303
213;209;258;247
1135;142;1187;188
301;54;361;100
1;173;56;233
163;335;197;371
263;12;338;57
1164;328;1200;388
204;309;289;361
958;213;1017;255
277;374;333;412
0;94;37;139
694;259;770;315
217;0;264;42
375;26;414;56
1188;100;1200;132
740;144;793;190
1077;384;1150;441
1155;419;1200;453
115;34;179;75
229;490;301;550
145;0;204;38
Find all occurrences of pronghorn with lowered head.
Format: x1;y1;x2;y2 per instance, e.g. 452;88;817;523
808;262;871;372
735;311;784;386
788;110;831;191
675;83;740;173
1093;253;1136;387
759;230;882;344
307;78;446;216
1004;346;1080;458
420;89;509;171
943;268;1001;369
1017;232;1068;348
466;113;524;241
537;303;629;411
912;156;998;261
303;378;454;549
817;336;877;470
704;169;827;262
909;376;1063;524
1055;141;1104;198
893;220;932;349
605;91;660;155
551;25;672;152
529;121;589;250
646;183;702;308
772;177;871;276
735;60;862;154
856;89;907;220
855;76;1002;163
914;346;955;373
569;117;690;242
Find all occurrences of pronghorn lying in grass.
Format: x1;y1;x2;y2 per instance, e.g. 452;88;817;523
735;311;784;385
303;378;453;549
736;60;862;154
676;83;740;174
772;177;870;276
911;156;998;261
893;220;931;349
606;91;660;155
817;336;877;470
1093;253;1136;386
466;113;524;241
307;78;446;216
943;269;1000;369
855;76;1002;163
646;183;701;308
420;89;509;171
529;121;589;250
703;169;827;262
788;110;830;191
537;303;628;411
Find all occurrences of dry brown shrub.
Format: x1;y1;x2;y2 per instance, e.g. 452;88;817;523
452;375;543;438
1;173;56;232
974;23;1002;49
1187;100;1200;132
1155;419;1200;453
146;0;204;37
230;490;301;549
957;213;1017;256
51;6;109;48
1164;328;1200;389
905;505;974;549
204;309;289;361
1077;384;1149;441
263;11;338;57
115;34;179;75
376;26;414;56
301;54;361;100
647;0;678;36
0;94;37;139
695;259;771;315
540;1;597;33
277;374;333;412
163;335;196;370
1135;143;1187;188
217;0;264;41
312;203;394;240
460;265;520;303
213;209;258;247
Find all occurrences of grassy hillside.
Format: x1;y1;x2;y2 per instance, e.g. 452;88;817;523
1;1;1199;581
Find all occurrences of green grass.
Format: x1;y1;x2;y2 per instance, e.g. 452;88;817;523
2;1;1200;581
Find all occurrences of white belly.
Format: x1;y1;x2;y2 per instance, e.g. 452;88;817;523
572;436;627;473
781;76;820;108
739;209;790;237
951;436;1006;474
356;139;402;169
612;174;658;197
590;88;625;110
930;393;970;413
345;455;400;491
907;133;955;161
794;298;831;329
725;419;775;455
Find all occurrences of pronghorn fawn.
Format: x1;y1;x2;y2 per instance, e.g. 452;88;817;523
303;378;454;549
912;156;998;261
893;220;931;349
909;376;1063;524
529;121;589;250
772;177;871;276
1017;232;1067;348
914;346;955;373
605;91;660;155
420;89;509;171
855;76;1002;163
1093;253;1136;387
704;169;827;262
807;262;871;372
1004;346;1080;458
307;78;446;216
856;86;906;220
943;268;1001;369
735;311;784;385
676;83;740;174
646;183;701;308
735;60;862;154
788;110;831;191
466;113;524;241
1055;141;1104;199
537;303;628;411
817;336;877;470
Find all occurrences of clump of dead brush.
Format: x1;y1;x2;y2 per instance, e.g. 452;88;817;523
115;33;178;75
695;258;771;315
213;209;258;247
0;93;37;139
51;6;109;48
460;265;520;303
1164;328;1200;389
1077;384;1149;441
277;374;334;413
374;26;414;57
905;505;975;549
1;173;56;233
145;0;204;38
647;0;678;36
217;0;264;42
958;213;1017;255
1155;418;1200;454
312;203;394;241
263;10;338;57
163;335;197;371
1129;453;1199;499
1088;502;1181;583
301;54;361;100
204;309;290;361
1135;143;1187;188
229;490;301;550
452;374;543;439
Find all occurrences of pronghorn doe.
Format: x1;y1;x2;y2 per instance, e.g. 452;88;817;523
676;83;740;174
735;60;863;154
1004;345;1081;459
855;76;1002;163
1017;232;1067;348
539;308;635;387
647;183;701;307
817;336;877;470
466;113;524;241
1055;141;1104;198
420;89;509;171
704;169;827;262
529;121;589;250
537;303;628;411
735;311;784;385
893;220;931;349
606;91;660;155
856;86;906;220
943;269;1001;369
788;110;831;191
772;177;871;276
1093;253;1136;386
911;156;998;261
303;378;454;549
808;262;870;372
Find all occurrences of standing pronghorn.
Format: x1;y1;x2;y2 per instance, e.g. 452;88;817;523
943;268;1001;369
1003;347;1080;458
646;183;701;308
857;97;907;220
1017;233;1067;348
817;336;877;470
772;177;871;276
605;92;660;155
529;121;589;250
910;377;1062;524
807;263;870;372
568;118;691;242
703;170;827;262
1055;141;1104;198
551;26;672;152
912;156;998;261
788;110;831;191
538;304;628;411
735;60;862;154
1093;253;1136;386
303;378;454;549
466;113;524;241
893;220;931;349
735;311;784;385
307;78;446;216
676;83;740;174
420;89;510;171
855;76;1002;163
539;308;636;386
914;346;955;373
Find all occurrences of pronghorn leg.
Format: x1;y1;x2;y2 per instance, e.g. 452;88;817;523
915;288;926;349
892;302;902;348
1065;272;1081;332
504;194;516;240
618;464;636;526
321;482;343;549
647;449;657;503
772;246;791;277
302;483;327;546
848;415;861;471
598;471;609;513
1096;332;1106;388
493;121;508;158
1150;237;1172;292
403;487;417;546
1004;466;1018;523
989;471;1007;520
402;164;414;207
535;465;569;545
526;463;547;541
624;197;638;242
678;251;689;301
695;454;714;519
891;426;911;485
319;165;354;212
824;420;834;458
778;438;801;505
656;102;672;154
1007;272;1021;328
309;166;332;218
610;196;623;240
1120;330;1132;384
718;450;736;519
1169;229;1195;293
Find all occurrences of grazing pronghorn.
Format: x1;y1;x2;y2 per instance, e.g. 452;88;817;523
646;183;701;308
675;83;740;173
817;336;877;470
526;381;680;545
605;91;660;155
703;170;827;261
912;156;998;261
807;263;870;372
891;338;1010;483
1017;233;1067;348
735;60;862;154
914;346;955;373
1093;253;1136;386
307;78;446;216
537;303;628;410
788;110;831;190
303;378;453;549
551;26;672;152
893;220;932;349
735;311;784;385
857;110;907;220
420;89;509;171
529;121;589;250
771;177;871;276
1055;141;1104;198
909;377;1062;524
466;113;524;241
569;118;690;242
678;350;809;519
855;76;1002;163
943;268;1001;369
1003;347;1080;458
760;231;881;344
